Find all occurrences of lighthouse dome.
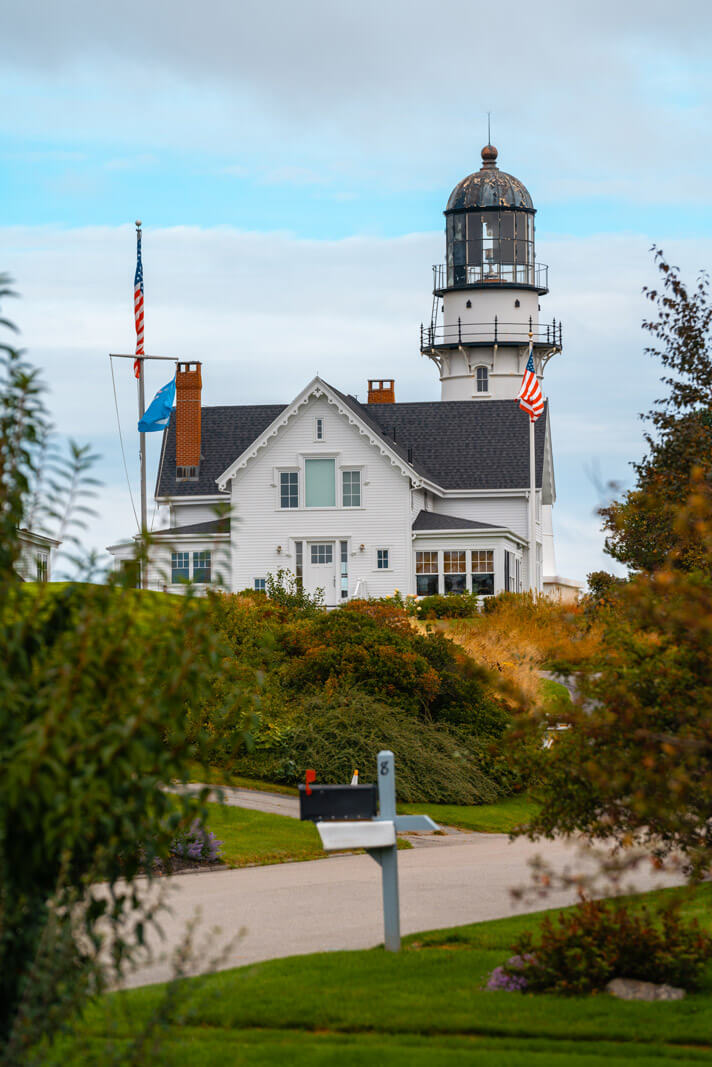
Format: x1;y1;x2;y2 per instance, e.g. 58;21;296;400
446;144;534;212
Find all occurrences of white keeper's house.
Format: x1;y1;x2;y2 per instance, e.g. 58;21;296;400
108;144;580;604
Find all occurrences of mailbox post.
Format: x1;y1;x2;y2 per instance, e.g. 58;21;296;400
298;749;438;952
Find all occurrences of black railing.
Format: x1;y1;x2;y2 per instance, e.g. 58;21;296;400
420;317;563;350
432;262;549;291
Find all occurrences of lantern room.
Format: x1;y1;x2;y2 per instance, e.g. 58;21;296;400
436;144;548;295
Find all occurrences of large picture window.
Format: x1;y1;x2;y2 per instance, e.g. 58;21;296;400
342;469;361;508
443;550;467;593
305;458;335;508
471;549;495;596
280;471;299;508
415;550;439;596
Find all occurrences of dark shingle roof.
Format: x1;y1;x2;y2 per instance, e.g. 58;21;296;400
155;389;546;497
152;518;230;537
156;405;286;498
360;398;547;490
412;510;500;531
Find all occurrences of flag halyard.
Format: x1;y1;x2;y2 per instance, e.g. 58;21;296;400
133;228;145;379
517;347;544;421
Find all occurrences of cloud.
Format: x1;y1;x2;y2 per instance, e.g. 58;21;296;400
1;1;711;205
4;222;711;581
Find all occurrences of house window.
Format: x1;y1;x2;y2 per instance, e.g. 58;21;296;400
176;466;199;481
295;541;303;590
310;543;333;565
504;550;519;592
315;417;324;441
171;551;190;583
415;550;439;596
476;366;489;393
342;469;361;508
305;458;335;507
377;548;389;570
280;471;299;508
443;550;467;593
340;541;348;599
193;550;212;583
35;553;48;583
254;578;266;592
471;549;495;596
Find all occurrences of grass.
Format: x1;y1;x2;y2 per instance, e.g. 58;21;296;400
398;793;539;833
202;802;410;868
204;802;324;867
55;884;712;1065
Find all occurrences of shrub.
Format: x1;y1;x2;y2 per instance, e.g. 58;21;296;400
415;593;481;619
502;897;712;995
170;820;223;864
238;692;501;804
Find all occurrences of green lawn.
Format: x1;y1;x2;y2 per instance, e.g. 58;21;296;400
399;793;539;833
204;802;324;867
204;802;410;867
55;885;712;1065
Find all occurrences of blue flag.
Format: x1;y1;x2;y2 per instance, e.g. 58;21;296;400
138;375;176;432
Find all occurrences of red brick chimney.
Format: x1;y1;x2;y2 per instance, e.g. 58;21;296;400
367;379;395;404
175;362;202;469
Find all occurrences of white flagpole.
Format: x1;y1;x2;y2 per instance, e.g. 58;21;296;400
528;412;536;595
527;335;537;596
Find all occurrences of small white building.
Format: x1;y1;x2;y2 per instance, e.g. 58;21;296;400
109;145;580;603
15;528;61;583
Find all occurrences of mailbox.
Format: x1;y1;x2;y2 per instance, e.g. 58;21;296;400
298;783;378;823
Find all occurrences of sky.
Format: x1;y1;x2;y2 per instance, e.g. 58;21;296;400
2;0;711;583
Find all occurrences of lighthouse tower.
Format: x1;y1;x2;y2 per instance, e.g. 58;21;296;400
421;143;564;590
420;143;562;402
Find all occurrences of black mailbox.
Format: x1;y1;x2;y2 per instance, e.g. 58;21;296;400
298;783;378;823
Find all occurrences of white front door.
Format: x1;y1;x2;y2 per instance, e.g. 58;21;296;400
305;541;337;606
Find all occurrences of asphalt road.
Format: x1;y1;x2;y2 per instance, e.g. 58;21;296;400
120;831;684;990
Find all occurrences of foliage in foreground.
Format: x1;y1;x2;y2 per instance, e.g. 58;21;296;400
602;250;712;574
501;896;712;996
514;473;712;879
0;318;258;1057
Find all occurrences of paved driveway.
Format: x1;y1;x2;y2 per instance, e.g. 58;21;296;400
121;831;684;989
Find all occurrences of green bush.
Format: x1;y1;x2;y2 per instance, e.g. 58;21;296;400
504;897;712;995
415;593;481;619
240;692;501;804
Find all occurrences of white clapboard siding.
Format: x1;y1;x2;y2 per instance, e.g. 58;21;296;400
228;394;413;599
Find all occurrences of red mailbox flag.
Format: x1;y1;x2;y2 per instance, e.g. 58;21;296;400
305;769;317;796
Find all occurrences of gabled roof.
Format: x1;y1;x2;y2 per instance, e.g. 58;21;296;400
215;377;419;491
155;380;549;499
412;510;500;531
156;405;286;499
359;398;548;491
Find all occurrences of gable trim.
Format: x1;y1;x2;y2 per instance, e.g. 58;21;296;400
216;377;427;491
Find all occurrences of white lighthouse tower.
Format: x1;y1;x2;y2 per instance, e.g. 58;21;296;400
421;142;565;592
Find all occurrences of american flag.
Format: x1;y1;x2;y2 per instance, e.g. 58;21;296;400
517;346;544;421
133;227;144;378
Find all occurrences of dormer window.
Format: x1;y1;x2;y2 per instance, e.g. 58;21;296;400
176;465;199;481
315;417;325;441
476;366;489;393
